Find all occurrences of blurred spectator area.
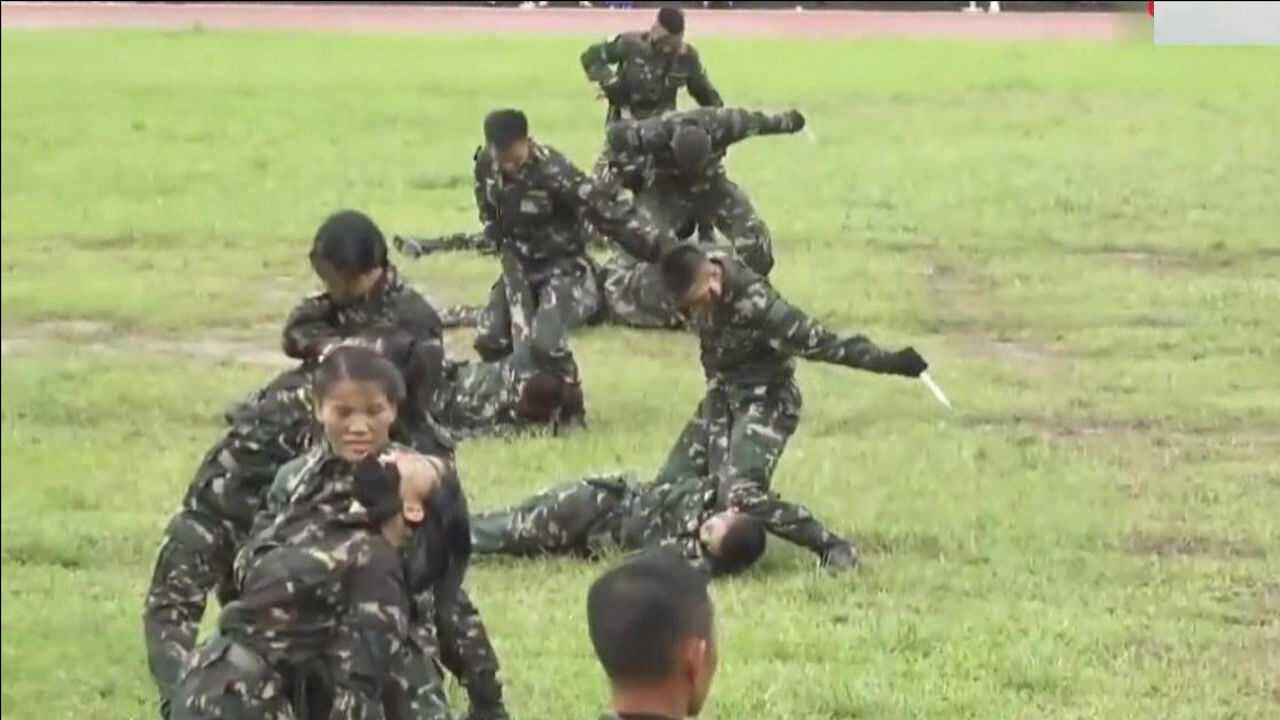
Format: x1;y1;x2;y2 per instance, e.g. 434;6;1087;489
469;2;1149;12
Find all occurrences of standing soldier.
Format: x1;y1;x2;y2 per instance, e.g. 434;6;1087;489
581;7;723;127
469;109;673;392
653;244;933;570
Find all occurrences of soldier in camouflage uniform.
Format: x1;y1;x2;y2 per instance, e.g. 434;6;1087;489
468;109;674;389
253;347;505;720
433;342;587;442
654;244;933;570
581;7;722;127
143;212;455;716
170;454;428;720
602;106;809;279
471;468;849;576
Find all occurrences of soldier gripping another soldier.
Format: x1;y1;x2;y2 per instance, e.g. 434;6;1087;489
136;5;950;717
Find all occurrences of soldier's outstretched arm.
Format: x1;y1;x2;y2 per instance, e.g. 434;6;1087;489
282;295;339;360
754;284;927;377
685;50;724;109
329;543;410;720
548;158;673;263
716;107;806;147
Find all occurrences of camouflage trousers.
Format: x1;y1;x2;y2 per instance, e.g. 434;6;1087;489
387;587;507;720
654;381;842;557
170;638;296;720
473;256;602;382
144;449;262;707
471;472;634;557
636;174;774;277
440;258;681;332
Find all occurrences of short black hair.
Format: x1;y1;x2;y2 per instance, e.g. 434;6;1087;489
671;124;711;174
484;109;529;151
658;243;707;300
311;210;388;274
314;345;407;410
517;373;566;422
587;549;713;684
657;7;685;35
707;515;766;576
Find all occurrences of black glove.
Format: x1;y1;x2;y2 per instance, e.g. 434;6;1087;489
884;347;928;378
353;455;403;526
783;109;806;133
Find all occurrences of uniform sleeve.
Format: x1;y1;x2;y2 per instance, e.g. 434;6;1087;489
684;49;723;108
753;284;899;373
581;34;626;85
329;543;410;720
473;149;500;239
545;156;673;263
282;294;339;360
724;484;844;561
249;456;307;537
715;107;800;147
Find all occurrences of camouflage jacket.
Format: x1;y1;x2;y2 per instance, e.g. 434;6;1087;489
605;107;803;190
183;384;316;532
581;31;722;122
617;474;718;571
473;141;672;268
218;520;408;716
686;250;899;387
281;264;443;364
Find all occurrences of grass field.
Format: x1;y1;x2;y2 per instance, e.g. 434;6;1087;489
3;27;1279;720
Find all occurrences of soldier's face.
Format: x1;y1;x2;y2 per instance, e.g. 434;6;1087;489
317;379;398;462
497;139;530;176
650;25;682;55
679;261;724;313
698;512;733;556
313;257;383;306
393;451;443;531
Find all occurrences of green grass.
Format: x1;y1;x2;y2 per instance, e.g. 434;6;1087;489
4;28;1279;720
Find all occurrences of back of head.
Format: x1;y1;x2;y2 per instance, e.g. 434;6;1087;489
587;549;713;685
657;7;686;36
708;515;766;577
516;373;566;422
659;243;707;300
671;124;711;174
484;109;529;151
406;462;472;603
312;210;388;274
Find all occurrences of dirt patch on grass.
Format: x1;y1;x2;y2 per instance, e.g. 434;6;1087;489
3;320;291;369
1121;529;1268;560
1065;245;1280;276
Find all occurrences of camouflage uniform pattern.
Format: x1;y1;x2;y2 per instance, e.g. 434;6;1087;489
436;255;683;332
470;141;674;377
580;31;723;125
144;387;315;707
256;444;507;720
603;107;808;278
660;250;902;558
171;520;408;720
472;465;841;573
431;345;558;442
